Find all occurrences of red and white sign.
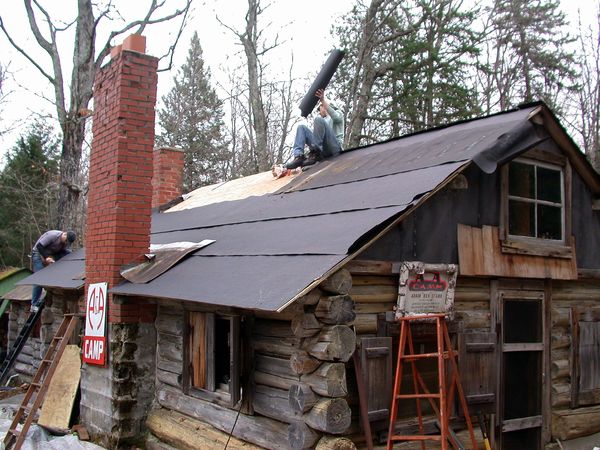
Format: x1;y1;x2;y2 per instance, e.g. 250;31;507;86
83;282;107;365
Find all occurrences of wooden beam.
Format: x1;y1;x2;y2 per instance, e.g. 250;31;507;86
156;385;291;449
146;408;261;450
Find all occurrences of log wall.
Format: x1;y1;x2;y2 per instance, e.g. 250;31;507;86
549;278;600;441
7;291;80;382
152;270;358;450
253;268;356;450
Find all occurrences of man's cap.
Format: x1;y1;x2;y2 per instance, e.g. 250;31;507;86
66;231;76;243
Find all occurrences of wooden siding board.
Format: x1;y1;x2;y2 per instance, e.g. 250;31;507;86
458;224;577;280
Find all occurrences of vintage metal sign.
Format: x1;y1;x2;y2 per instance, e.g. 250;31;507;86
83;282;107;365
395;262;458;319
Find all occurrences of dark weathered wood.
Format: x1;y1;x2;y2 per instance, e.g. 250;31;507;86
289;382;319;414
315;295;355;325
254;319;295;338
458;332;497;414
303;398;351;434
290;351;321;375
254;370;297;391
255;353;296;379
345;260;393;276
551;359;569;380
255;303;303;321
552;405;600;440
315;436;357;450
156;308;184;336
301;363;347;397
552;383;571;407
253;336;301;358
551;307;570;328
352;314;378;334
253;384;297;424
297;289;323;306
157;368;181;388
146;407;262;450
291;313;322;338
360;337;392;427
288;421;321;450
157;332;183;374
320;269;352;295
352;350;373;450
229;315;241;406
349;284;397;303
157;385;292;449
303;325;356;362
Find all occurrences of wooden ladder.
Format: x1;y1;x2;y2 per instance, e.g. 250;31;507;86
3;313;80;450
386;314;479;450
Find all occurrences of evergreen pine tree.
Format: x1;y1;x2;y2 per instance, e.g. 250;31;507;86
0;122;60;268
481;0;576;112
157;32;230;191
331;0;482;147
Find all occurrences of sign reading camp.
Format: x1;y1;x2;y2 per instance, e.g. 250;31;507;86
395;262;458;319
83;282;107;365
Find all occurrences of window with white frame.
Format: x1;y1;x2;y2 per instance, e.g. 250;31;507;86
507;159;564;242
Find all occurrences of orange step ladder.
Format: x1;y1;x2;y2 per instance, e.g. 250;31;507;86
387;313;479;450
3;313;81;450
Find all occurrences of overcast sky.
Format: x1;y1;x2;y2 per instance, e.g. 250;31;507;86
0;0;597;160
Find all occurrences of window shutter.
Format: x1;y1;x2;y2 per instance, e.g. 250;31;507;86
458;332;497;414
360;337;393;428
572;307;600;407
229;315;241;406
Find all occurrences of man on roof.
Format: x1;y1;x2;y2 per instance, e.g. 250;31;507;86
30;229;76;312
285;88;344;169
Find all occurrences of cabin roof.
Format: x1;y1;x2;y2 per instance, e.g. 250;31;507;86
19;103;600;312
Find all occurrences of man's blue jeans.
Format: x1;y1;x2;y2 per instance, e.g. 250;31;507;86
292;117;341;158
31;249;69;307
31;251;44;307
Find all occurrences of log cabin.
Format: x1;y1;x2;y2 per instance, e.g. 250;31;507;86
13;36;600;450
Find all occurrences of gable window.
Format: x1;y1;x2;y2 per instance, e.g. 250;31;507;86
186;311;241;407
501;153;572;257
508;160;563;241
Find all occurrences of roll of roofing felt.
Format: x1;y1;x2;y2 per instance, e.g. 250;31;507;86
299;49;345;117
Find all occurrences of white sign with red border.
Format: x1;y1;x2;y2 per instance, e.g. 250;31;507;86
83;282;107;365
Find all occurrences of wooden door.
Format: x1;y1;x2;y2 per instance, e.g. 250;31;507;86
496;289;546;450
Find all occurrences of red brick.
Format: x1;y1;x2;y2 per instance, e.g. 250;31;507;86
86;42;158;324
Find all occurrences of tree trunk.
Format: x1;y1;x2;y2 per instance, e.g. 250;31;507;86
241;0;270;171
57;118;85;230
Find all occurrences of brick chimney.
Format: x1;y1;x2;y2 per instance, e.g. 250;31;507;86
152;146;185;209
81;34;158;446
86;34;156;324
